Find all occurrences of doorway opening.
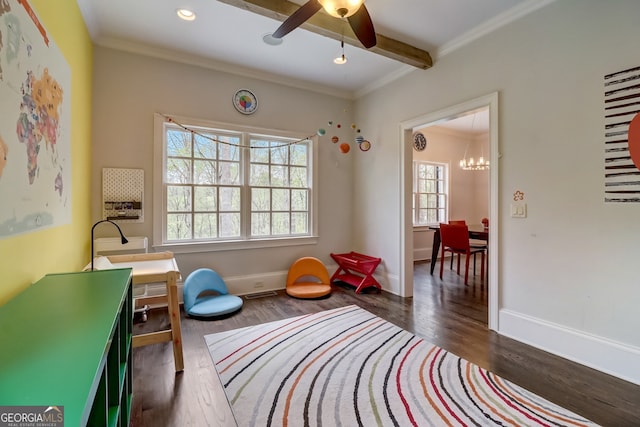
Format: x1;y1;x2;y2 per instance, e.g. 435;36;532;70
399;92;499;331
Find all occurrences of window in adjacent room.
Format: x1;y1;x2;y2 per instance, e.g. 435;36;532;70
413;161;448;226
153;114;317;251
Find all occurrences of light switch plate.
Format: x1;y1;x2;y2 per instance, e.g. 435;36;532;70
511;203;527;218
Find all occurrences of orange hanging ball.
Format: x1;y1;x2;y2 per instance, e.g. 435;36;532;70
339;143;351;153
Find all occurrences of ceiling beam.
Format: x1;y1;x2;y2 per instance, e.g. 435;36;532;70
217;0;433;69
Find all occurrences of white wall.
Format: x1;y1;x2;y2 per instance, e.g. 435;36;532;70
353;0;640;384
91;47;357;293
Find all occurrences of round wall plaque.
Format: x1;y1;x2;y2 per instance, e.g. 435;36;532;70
233;89;258;115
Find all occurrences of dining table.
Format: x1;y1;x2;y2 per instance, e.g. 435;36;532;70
428;224;489;274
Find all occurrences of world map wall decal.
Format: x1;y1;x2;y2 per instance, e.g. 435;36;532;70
0;0;71;238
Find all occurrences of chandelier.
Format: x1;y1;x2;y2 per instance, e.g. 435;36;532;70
459;155;489;171
459;112;489;171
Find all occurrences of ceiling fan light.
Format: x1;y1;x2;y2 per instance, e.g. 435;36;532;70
334;39;347;64
318;0;365;18
334;54;347;64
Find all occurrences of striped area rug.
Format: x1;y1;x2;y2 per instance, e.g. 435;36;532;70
205;305;598;427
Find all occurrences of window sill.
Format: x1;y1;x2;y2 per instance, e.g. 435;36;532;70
152;235;319;254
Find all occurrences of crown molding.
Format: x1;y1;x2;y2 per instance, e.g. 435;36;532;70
436;0;558;59
95;37;356;100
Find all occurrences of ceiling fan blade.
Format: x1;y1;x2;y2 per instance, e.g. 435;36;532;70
347;5;377;48
272;0;323;39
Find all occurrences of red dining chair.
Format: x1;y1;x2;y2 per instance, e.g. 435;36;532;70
439;223;486;285
448;220;486;275
448;220;467;270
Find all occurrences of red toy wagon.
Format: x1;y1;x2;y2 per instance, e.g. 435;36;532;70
330;251;382;294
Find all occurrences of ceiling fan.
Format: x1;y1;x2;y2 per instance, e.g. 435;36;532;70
272;0;377;48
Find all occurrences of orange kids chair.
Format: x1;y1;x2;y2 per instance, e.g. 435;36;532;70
286;257;332;299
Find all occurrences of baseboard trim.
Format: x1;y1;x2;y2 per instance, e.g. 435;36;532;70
413;247;432;262
219;263;398;297
224;270;288;296
499;309;640;385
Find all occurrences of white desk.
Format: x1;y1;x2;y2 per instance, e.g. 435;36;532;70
96;251;184;372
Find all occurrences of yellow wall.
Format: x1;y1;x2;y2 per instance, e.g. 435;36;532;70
0;1;93;305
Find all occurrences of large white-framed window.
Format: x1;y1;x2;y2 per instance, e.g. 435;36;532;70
153;114;317;252
413;161;448;225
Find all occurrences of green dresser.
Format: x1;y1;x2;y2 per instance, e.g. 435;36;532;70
0;268;133;426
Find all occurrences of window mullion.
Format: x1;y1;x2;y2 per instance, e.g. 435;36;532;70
269;187;273;236
287;150;291;234
191;131;196;240
268;141;273;236
241;133;250;239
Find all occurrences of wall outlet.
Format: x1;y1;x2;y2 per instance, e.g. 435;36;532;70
254;281;264;288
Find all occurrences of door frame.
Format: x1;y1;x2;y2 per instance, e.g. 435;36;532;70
398;92;499;330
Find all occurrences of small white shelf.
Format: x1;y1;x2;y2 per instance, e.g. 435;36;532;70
93;236;148;258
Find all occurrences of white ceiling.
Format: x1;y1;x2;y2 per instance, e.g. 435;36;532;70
76;0;552;100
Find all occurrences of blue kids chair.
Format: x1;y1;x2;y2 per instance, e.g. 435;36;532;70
183;268;243;318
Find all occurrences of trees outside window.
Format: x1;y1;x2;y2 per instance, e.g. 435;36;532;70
413;161;447;225
157;117;313;247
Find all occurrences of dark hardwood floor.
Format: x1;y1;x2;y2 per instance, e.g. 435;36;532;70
130;261;640;426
